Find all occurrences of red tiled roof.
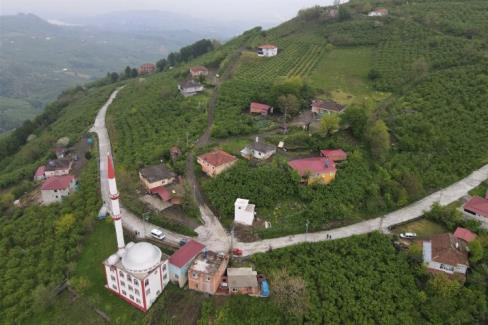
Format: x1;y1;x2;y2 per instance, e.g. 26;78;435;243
320;149;347;161
150;186;172;202
288;157;336;177
41;175;75;190
430;233;469;266
464;196;488;217
454;227;477;243
198;150;237;168
190;66;208;73
169;240;205;268
258;44;277;49
250;102;272;113
35;165;46;177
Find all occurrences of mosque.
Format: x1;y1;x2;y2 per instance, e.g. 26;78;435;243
102;154;169;312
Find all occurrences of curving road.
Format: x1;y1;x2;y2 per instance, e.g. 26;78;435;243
235;164;488;256
90;87;190;246
90;85;488;257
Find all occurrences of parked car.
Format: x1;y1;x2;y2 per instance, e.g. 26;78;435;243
232;248;243;256
179;239;188;246
400;232;417;239
151;229;166;240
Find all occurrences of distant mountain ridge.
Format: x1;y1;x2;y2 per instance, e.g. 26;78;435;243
0;12;237;133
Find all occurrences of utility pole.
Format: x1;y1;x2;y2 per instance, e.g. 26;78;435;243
305;219;309;242
142;212;150;238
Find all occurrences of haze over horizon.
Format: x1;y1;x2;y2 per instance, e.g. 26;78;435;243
1;0;338;26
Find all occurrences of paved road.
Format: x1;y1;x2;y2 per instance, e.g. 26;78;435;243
90;87;189;246
235;164;488;256
89;70;488;258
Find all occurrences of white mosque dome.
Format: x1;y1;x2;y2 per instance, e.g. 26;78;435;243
121;242;162;273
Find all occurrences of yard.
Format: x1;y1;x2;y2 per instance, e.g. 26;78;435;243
391;218;447;239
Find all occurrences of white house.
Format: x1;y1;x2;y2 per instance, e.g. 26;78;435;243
40;175;77;204
240;137;276;160
103;242;170;312
257;44;278;57
234;198;255;226
178;80;204;97
368;8;389;17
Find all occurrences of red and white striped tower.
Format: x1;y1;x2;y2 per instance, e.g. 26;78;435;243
107;153;125;249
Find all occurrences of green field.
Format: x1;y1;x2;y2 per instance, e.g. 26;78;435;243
0;96;40;132
309;47;381;102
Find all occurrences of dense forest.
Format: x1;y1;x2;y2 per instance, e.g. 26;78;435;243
199;233;487;324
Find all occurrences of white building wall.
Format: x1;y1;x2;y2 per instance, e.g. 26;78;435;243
235;199;255;226
144;261;169;309
41;186;72;204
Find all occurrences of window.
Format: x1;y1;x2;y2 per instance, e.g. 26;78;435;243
120;281;125;287
232;288;238;292
112;284;117;290
130;295;134;300
119;271;124;278
127;275;132;282
146;288;150;295
111;276;116;282
192;272;198;278
134;280;139;286
135;289;140;296
162;264;167;271
164;273;168;280
128;285;133;292
175;274;179;279
156;290;160;295
145;279;149;286
136;299;141;304
122;290;127;296
207;277;211;281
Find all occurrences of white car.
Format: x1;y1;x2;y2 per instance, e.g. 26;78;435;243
400;232;417;239
151;229;166;240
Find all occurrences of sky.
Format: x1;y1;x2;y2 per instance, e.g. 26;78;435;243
1;0;337;25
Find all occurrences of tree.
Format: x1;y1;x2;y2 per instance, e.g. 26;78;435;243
270;269;309;319
277;94;300;121
340;105;370;139
366;119;390;160
320;113;340;136
338;6;352;21
131;68;138;78
468;239;484;264
124;66;132;79
156;58;168;72
411;57;429;80
55;213;76;236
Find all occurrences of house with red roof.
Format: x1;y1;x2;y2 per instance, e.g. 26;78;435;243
190;66;209;78
41;175;77;204
288;157;337;185
250;102;273;116
169;240;205;287
257;44;278;57
197;150;237;177
453;227;477;243
463;196;488;226
34;165;46;181
138;63;156;75
423;233;469;280
320;149;348;162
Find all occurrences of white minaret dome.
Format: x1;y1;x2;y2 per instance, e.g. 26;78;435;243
121;242;162;273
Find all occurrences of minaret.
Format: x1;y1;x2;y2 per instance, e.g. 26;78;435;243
107;153;125;249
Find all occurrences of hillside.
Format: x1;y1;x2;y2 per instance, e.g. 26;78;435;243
1;0;488;324
0;13;212;132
